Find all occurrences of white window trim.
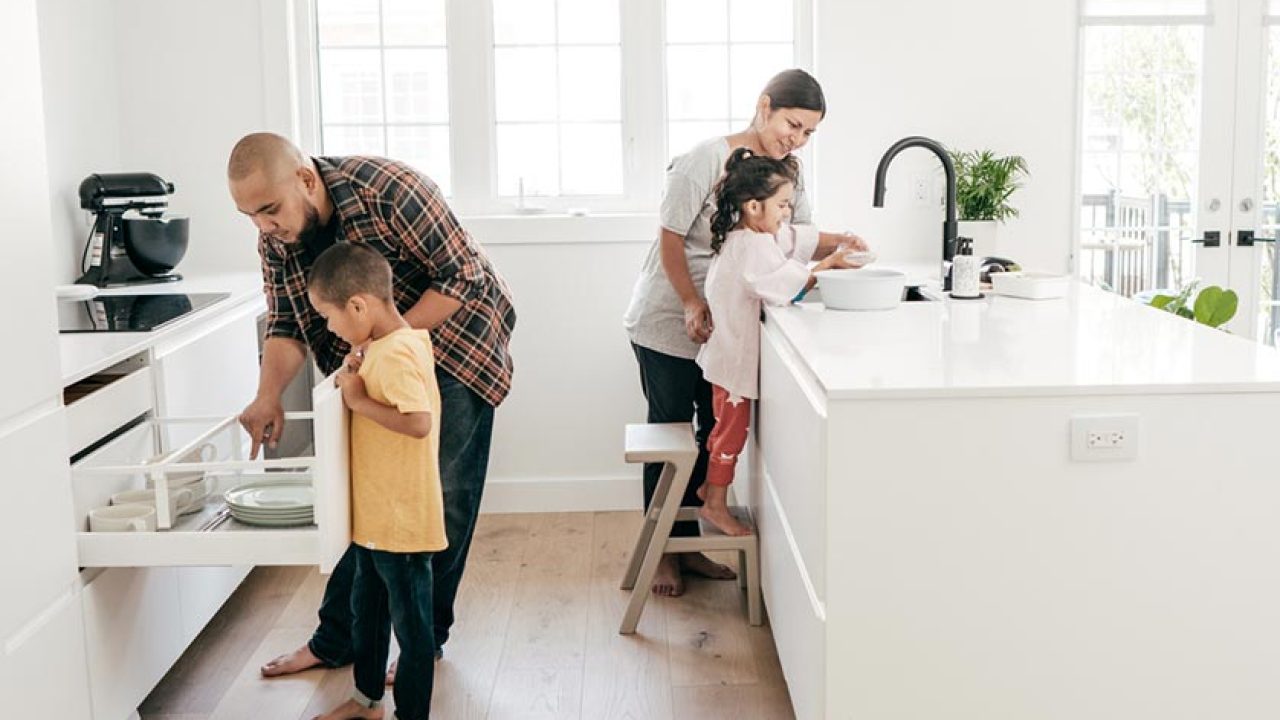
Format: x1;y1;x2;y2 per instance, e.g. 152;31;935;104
291;0;814;222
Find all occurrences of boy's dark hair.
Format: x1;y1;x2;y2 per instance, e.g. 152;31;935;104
761;68;826;118
709;147;800;254
307;242;394;304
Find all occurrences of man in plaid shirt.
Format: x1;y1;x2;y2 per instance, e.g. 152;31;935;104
227;133;515;682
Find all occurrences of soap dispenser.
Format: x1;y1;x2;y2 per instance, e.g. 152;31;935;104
949;236;981;299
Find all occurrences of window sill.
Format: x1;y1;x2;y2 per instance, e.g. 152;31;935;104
459;212;658;246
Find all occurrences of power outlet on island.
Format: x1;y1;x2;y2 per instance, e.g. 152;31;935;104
1070;414;1139;462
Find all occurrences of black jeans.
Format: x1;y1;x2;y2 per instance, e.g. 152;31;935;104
351;545;435;720
309;368;496;666
630;343;714;537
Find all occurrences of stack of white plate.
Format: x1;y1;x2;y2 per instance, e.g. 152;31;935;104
224;480;315;527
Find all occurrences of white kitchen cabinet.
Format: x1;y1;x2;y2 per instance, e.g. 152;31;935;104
0;592;91;720
72;373;350;571
0;406;78;642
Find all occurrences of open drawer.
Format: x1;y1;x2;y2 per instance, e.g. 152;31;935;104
72;373;349;573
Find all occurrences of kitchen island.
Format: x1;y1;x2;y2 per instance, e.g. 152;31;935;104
752;279;1280;719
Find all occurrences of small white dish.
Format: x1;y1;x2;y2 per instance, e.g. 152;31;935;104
843;250;877;266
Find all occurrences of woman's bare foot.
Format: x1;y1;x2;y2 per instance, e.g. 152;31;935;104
651;554;684;596
312;699;383;720
261;644;324;678
680;552;737;580
698;504;752;536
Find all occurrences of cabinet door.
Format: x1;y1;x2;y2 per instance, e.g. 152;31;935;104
311;371;351;574
0;592;91;720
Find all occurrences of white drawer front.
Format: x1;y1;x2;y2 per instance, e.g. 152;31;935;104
66;365;153;456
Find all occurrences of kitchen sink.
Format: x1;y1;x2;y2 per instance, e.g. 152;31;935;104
902;285;938;302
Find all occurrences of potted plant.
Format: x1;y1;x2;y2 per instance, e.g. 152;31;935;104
949;149;1029;259
1149;281;1238;329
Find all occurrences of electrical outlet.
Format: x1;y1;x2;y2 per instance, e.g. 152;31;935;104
1071;414;1139;462
912;176;930;206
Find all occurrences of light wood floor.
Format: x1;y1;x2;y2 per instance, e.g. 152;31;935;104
139;511;795;720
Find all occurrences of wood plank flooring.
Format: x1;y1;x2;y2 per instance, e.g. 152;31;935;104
139;511;794;720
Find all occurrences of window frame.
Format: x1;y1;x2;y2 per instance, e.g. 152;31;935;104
293;0;813;218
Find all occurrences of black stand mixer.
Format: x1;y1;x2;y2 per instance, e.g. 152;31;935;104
76;172;190;287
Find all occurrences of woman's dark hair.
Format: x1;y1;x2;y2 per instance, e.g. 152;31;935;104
760;68;826;118
709;147;800;254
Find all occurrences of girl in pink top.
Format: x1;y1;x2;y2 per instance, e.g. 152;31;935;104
696;148;859;536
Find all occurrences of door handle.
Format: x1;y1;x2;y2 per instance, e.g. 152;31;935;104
1237;230;1277;247
1190;231;1221;247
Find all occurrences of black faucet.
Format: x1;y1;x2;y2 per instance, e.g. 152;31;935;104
872;136;958;290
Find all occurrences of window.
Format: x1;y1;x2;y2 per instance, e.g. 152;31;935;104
309;0;811;214
665;0;795;157
316;0;452;195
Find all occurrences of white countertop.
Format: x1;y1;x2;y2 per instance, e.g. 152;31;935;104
766;274;1280;399
59;273;264;386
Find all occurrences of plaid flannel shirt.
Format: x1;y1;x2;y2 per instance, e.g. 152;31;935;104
258;156;516;407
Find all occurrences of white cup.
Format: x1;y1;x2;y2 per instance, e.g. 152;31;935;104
112;487;194;519
147;442;215;488
89;504;157;532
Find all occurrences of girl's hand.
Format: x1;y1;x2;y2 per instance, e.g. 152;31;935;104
335;369;368;409
815;252;857;273
683;298;714;343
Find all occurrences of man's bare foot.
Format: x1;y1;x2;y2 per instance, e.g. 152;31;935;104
261;645;323;678
384;659;396;686
312;699;384;720
680;552;736;580
650;554;684;597
698;504;752;536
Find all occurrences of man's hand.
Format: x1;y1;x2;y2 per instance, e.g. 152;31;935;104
335;369;368;410
239;395;285;460
683;298;714;344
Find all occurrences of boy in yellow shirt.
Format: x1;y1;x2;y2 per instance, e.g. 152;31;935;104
306;242;445;720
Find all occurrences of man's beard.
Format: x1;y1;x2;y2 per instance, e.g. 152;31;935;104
295;200;322;246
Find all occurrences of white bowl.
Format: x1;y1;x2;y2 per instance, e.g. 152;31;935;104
815;268;907;311
990;271;1069;300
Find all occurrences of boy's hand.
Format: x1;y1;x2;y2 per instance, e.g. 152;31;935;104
343;346;366;374
335;369;368;409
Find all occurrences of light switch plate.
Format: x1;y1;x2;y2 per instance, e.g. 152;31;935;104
1070;414;1139;462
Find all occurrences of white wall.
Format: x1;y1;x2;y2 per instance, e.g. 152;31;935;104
37;0;124;285
811;0;1079;275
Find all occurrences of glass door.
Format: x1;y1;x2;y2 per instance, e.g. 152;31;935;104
1236;0;1280;341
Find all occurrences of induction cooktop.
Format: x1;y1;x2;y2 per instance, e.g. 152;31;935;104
58;293;230;333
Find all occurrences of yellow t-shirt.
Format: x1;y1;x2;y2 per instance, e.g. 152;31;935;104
350;328;447;553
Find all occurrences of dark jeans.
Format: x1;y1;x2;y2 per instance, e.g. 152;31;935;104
630;343;714;537
351;545;435;720
309;368;496;666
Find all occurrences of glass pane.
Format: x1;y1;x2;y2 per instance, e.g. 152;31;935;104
387;126;451;196
561;123;623;195
319;49;384;124
1076;25;1204;298
496;123;559;197
729;0;792;42
558;0;620;44
317;0;379;46
667;45;729;119
559;47;621;121
729;43;794;119
382;0;446;46
667;120;730;158
493;0;556;44
384;49;449;123
666;0;728;44
494;48;558;122
322;125;385;157
1256;29;1280;343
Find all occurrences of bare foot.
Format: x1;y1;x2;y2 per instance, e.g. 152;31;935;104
695;482;707;502
650;554;684;597
680;552;736;581
312;699;384;720
261;644;323;678
384;659;396;686
698;504;752;536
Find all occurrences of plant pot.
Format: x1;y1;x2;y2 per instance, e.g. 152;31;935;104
958;220;998;259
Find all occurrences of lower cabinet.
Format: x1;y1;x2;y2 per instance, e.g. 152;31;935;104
1;592;91;720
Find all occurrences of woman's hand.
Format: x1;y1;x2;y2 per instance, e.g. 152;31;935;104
683;298;714;343
839;232;869;252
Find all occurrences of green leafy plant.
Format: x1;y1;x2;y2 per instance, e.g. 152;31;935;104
1150;281;1238;329
949;150;1029;222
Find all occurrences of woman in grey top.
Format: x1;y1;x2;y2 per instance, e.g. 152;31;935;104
623;69;868;596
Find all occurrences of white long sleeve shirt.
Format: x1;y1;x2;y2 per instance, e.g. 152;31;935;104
696;224;819;399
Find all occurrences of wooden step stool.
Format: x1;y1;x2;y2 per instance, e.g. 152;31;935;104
618;422;762;634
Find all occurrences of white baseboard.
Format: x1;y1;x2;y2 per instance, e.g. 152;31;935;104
479;474;643;514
